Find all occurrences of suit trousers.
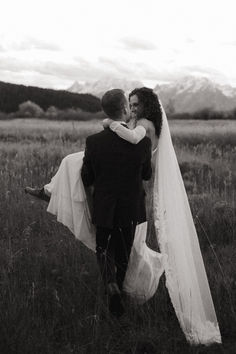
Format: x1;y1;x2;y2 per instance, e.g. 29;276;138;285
96;223;136;290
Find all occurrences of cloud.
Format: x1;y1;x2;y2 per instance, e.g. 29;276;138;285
36;61;80;79
0;56;81;89
27;57;126;82
0;56;94;81
185;37;195;44
5;37;61;52
0;54;200;88
221;40;236;47
98;57;138;76
73;56;138;80
0;53;161;87
0;56;30;73
1;53;235;90
0;44;6;52
183;65;229;82
29;37;61;51
119;36;157;51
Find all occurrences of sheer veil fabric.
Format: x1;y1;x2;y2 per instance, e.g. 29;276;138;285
153;105;221;344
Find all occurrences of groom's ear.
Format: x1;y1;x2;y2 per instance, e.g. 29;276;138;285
123;104;130;116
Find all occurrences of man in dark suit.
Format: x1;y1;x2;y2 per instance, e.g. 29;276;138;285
81;89;152;317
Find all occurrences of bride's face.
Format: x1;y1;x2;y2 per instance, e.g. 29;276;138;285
129;94;144;120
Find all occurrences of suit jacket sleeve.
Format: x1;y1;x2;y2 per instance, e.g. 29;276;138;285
81;138;95;187
142;138;152;181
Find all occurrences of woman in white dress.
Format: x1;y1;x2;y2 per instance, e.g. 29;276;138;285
25;87;221;345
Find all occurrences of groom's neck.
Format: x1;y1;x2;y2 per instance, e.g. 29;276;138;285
109;114;125;122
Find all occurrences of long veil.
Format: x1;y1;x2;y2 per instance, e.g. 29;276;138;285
153;105;221;344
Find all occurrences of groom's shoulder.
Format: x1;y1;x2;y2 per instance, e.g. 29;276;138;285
140;135;151;147
85;129;107;144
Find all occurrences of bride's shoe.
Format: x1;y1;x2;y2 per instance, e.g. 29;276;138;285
25;186;50;202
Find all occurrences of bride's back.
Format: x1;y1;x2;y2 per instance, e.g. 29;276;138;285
137;118;158;150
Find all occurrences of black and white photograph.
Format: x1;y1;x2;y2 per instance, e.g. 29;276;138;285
0;0;235;352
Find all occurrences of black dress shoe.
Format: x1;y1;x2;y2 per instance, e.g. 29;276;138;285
25;187;50;202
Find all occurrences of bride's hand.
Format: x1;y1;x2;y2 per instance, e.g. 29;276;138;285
102;118;114;128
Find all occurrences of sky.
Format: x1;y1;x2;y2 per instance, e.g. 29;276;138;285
1;0;236;89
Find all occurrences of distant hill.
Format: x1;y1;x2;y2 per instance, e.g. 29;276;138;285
0;81;101;113
68;76;236;113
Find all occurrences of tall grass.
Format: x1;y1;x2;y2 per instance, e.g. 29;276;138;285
0;119;235;353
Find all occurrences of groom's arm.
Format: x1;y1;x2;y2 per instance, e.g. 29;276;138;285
81;138;95;187
142;138;152;181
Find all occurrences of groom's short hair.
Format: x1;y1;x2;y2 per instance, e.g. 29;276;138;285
101;89;127;119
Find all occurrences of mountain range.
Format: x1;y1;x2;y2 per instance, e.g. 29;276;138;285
68;78;143;98
68;76;236;113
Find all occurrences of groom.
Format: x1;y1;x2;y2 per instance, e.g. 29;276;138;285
81;89;152;317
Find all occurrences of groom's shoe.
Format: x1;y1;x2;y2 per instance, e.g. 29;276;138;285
107;282;124;318
25;187;50;202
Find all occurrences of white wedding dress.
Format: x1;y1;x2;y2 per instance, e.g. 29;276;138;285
45;107;221;345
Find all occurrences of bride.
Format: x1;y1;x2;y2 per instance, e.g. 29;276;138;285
25;87;221;345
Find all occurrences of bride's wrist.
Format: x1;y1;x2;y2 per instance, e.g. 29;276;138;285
102;118;113;128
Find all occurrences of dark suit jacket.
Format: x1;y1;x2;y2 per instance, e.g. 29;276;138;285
81;127;152;228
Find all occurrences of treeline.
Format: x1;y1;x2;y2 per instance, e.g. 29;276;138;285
0;81;235;121
0;81;101;113
1;101;235;121
0;100;105;121
168;108;236;120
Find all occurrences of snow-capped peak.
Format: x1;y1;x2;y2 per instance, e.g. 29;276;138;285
68;81;83;93
67;78;144;97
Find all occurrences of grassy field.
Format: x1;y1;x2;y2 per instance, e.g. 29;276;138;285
0;119;235;353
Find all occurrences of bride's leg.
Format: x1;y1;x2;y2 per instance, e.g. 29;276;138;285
25;152;81;202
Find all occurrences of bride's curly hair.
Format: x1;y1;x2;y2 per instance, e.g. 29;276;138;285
129;87;163;138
